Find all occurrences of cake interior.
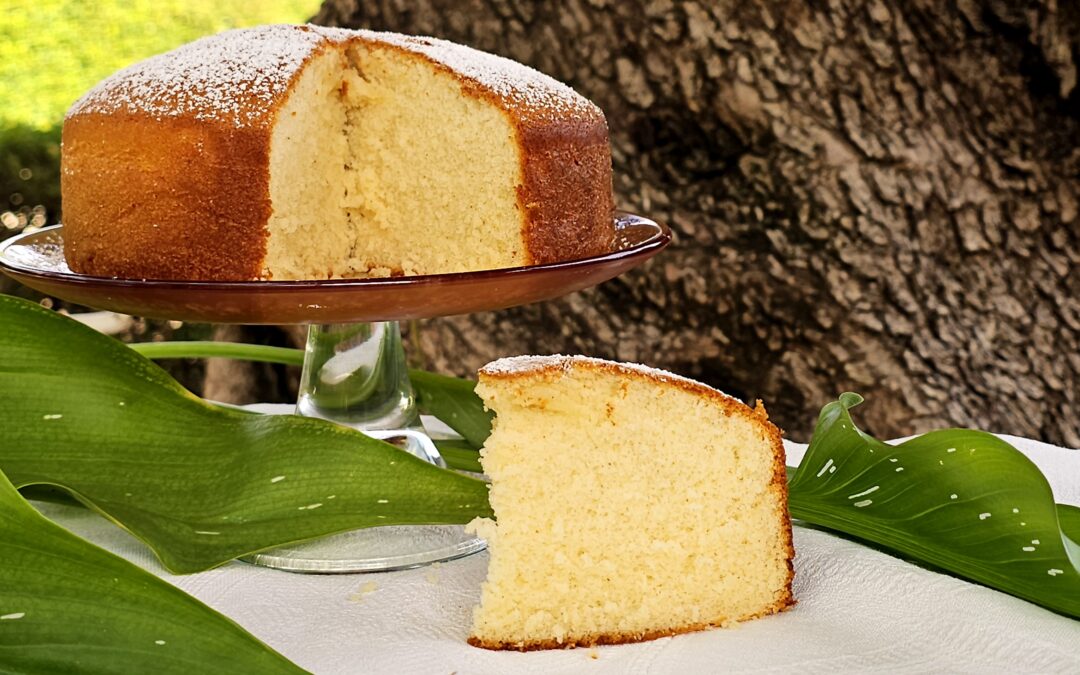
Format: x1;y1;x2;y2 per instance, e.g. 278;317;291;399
469;361;792;649
262;42;527;280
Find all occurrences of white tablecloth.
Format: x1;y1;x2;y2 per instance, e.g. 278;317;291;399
35;418;1080;674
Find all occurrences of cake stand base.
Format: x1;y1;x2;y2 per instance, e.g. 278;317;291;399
241;525;483;573
241;320;485;573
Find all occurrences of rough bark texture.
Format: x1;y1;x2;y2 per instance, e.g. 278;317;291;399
216;0;1080;445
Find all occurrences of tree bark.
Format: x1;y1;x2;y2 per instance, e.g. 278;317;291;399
203;324;303;405
226;0;1079;445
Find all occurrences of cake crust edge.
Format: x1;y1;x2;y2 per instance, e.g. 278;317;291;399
61;112;278;280
61;28;337;281
467;599;797;652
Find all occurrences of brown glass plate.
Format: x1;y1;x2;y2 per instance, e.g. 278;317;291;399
0;213;670;324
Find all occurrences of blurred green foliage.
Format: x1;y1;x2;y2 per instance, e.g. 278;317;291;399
0;125;60;230
0;0;320;227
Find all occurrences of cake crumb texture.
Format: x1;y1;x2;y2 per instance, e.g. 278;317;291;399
468;355;795;651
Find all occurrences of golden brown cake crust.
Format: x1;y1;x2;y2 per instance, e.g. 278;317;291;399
515;127;614;265
467;601;797;651
61;25;613;280
473;355;797;652
62;114;274;280
62;25;330;280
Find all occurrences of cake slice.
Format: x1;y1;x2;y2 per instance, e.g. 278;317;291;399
468;355;795;650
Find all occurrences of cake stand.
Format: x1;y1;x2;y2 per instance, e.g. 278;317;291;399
0;213;670;572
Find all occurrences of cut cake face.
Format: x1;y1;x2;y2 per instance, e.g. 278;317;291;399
262;34;539;279
468;355;795;650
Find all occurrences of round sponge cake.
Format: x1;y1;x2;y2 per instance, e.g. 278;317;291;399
61;25;614;280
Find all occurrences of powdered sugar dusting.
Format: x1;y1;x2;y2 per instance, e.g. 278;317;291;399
354;30;599;117
68;24;599;127
67;25;327;126
481;355;740;403
316;26;597;115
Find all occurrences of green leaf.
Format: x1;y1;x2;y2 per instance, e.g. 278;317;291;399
1060;504;1080;542
432;439;483;473
409;369;493;449
130;340;305;367
0;295;491;574
0;468;302;673
125;341;492;451
789;393;1080;618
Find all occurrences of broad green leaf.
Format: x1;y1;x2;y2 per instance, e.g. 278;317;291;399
126;341;491;455
1060;504;1080;542
0;468;302;674
0;295;491;574
789;393;1080;618
432;439;483;473
409;369;493;449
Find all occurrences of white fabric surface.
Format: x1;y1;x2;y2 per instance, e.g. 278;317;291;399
34;413;1080;674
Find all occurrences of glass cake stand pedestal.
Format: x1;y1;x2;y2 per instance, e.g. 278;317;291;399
245;320;477;572
0;212;670;573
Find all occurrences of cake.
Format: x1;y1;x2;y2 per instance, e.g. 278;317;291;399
61;25;614;280
468;355;795;650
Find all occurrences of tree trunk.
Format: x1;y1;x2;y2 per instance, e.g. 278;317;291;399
220;0;1080;445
